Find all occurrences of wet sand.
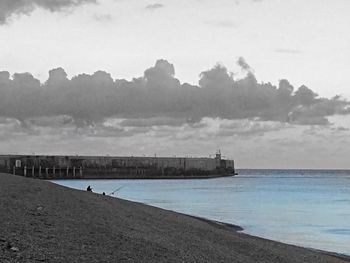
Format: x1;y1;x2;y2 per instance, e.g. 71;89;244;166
0;173;349;263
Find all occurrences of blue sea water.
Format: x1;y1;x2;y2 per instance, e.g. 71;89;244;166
52;169;350;255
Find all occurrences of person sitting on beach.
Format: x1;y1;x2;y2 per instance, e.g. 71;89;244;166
86;185;92;192
102;192;105;195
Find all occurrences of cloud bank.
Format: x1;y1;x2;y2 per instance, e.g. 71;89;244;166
0;58;349;127
0;0;96;24
1;59;350;168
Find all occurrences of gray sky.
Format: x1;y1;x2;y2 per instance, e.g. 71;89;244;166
1;0;350;169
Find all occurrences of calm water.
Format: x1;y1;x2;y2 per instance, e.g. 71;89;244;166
52;169;350;255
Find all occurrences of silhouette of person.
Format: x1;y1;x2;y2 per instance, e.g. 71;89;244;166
102;192;106;195
87;185;92;192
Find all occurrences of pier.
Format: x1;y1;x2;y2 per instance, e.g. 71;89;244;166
0;153;235;179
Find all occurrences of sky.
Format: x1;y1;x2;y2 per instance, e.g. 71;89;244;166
0;0;350;169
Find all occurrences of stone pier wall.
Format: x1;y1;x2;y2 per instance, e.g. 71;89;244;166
0;155;235;179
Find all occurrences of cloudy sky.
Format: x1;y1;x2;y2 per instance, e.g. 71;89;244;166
1;0;350;169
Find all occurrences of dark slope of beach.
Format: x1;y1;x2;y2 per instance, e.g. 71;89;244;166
0;173;348;263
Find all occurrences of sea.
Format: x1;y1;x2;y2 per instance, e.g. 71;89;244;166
52;169;350;256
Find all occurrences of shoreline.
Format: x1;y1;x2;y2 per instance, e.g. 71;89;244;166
135;204;350;262
190;214;350;261
51;173;236;180
1;173;349;262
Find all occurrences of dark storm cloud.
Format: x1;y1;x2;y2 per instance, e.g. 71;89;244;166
0;58;349;127
0;0;96;24
145;3;164;10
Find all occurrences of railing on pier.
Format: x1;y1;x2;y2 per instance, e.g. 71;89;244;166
12;165;83;179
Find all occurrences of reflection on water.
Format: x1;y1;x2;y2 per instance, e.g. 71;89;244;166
52;169;350;255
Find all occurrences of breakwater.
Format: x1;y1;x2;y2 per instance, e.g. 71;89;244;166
0;153;234;179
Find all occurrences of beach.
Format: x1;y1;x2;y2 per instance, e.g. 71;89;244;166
0;173;348;263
